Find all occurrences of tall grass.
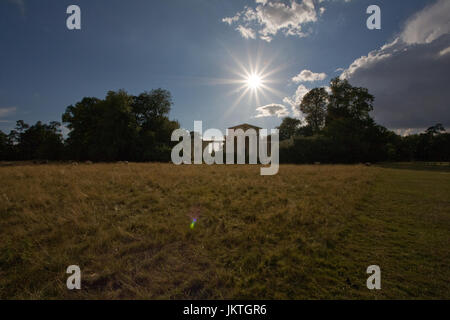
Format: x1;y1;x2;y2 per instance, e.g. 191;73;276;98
0;163;448;299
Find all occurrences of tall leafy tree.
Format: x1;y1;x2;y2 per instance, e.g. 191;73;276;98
63;97;103;160
299;88;328;134
6;120;64;160
132;89;172;128
327;77;374;123
62;89;179;161
132;89;180;161
63;90;138;161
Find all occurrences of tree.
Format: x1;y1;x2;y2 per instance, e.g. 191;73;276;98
6;120;64;160
0;130;9;160
299;88;328;134
62;89;179;161
96;90;138;161
63;91;138;161
277;117;302;141
327;77;374;124
132;89;172;128
62;97;103;160
319;78;379;162
426;123;445;136
131;89;180;161
7;120;29;146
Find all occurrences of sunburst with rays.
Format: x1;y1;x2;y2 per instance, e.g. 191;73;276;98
179;48;286;118
229;63;279;106
219;51;286;117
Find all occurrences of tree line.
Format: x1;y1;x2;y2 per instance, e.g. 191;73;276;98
0;80;449;163
277;78;450;163
0;89;179;162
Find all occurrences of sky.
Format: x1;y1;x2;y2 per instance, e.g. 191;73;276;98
0;0;449;135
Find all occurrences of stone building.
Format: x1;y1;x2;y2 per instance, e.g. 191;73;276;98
191;123;272;163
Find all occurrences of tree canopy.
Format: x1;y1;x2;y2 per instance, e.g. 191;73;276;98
300;87;328;134
279;78;450;164
62;89;179;161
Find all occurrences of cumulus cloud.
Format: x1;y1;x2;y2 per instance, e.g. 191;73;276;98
283;84;310;118
255;104;289;118
235;25;256;39
292;69;327;82
222;17;238;25
0;107;17;118
401;0;450;44
222;0;354;41
340;0;450;130
223;0;318;42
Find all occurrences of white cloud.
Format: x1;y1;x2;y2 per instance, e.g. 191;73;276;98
340;47;393;79
292;69;327;82
223;0;318;42
401;0;450;44
222;0;354;41
0;107;17;118
235;25;256;39
222;14;240;25
255;104;289;118
283;84;310;118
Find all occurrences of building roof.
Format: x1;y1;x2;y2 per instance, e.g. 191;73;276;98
191;124;263;142
228;123;262;130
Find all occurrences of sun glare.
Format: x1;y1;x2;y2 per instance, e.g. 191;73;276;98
209;50;286;117
247;74;262;89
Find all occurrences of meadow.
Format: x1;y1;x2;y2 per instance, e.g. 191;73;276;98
0;162;449;299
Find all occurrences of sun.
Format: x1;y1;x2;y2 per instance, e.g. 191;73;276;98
207;49;286;116
247;74;262;89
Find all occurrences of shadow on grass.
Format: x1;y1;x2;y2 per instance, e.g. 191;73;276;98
376;162;450;173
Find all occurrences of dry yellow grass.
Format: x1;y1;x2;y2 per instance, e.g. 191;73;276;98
0;163;448;299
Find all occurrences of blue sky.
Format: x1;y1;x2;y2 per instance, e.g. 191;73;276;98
1;0;448;134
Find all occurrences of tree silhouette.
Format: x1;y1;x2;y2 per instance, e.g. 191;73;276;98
426;124;445;136
300;87;328;134
62;89;179;161
277;117;302;141
327;78;374;124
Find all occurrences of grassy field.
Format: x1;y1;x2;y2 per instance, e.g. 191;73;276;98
0;162;449;299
